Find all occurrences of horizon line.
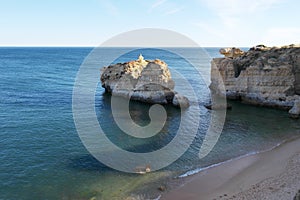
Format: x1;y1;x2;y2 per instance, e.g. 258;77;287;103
0;45;251;48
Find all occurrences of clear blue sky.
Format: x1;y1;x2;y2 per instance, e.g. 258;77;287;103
1;0;299;47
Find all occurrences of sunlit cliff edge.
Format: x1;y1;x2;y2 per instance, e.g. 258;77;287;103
210;44;300;118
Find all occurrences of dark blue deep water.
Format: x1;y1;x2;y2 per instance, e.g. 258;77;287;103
0;47;299;200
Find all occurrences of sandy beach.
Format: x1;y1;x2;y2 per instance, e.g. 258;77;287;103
162;137;300;200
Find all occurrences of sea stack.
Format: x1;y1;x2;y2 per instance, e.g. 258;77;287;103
100;54;189;108
210;44;300;118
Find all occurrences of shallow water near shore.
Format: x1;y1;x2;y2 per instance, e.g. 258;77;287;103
0;47;300;200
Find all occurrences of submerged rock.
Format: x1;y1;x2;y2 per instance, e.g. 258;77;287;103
100;54;189;108
210;44;300;117
204;103;232;110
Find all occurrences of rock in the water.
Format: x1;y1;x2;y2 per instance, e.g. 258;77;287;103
100;54;189;108
294;190;300;200
158;185;166;192
289;100;300;119
172;93;189;108
210;44;300;117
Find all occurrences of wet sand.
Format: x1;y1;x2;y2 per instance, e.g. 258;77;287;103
162;138;300;200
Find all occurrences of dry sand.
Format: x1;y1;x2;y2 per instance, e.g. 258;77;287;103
162;138;300;200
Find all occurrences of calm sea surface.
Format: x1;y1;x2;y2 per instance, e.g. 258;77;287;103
0;47;299;199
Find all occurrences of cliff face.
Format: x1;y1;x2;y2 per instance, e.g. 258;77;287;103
210;45;300;118
100;55;189;108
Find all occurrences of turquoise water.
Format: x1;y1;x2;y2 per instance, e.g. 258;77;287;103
0;47;299;200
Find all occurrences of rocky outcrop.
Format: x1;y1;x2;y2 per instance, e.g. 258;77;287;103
294;190;300;200
219;47;245;58
289;100;300;119
210;44;300;118
100;55;189;108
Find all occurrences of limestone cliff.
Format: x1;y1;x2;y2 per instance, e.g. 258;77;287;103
210;45;300;118
100;55;189;108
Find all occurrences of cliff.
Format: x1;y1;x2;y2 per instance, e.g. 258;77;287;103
100;55;189;108
210;44;300;118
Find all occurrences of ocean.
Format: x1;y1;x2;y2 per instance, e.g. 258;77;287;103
0;47;299;200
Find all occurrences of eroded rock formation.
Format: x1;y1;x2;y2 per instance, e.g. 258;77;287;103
100;54;189;108
210;44;300;118
219;47;245;58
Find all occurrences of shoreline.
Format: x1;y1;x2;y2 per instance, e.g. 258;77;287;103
177;138;286;179
162;137;300;200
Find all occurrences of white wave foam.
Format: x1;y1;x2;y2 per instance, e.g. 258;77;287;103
178;140;286;178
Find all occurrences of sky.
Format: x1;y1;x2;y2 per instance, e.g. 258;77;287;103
0;0;299;47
